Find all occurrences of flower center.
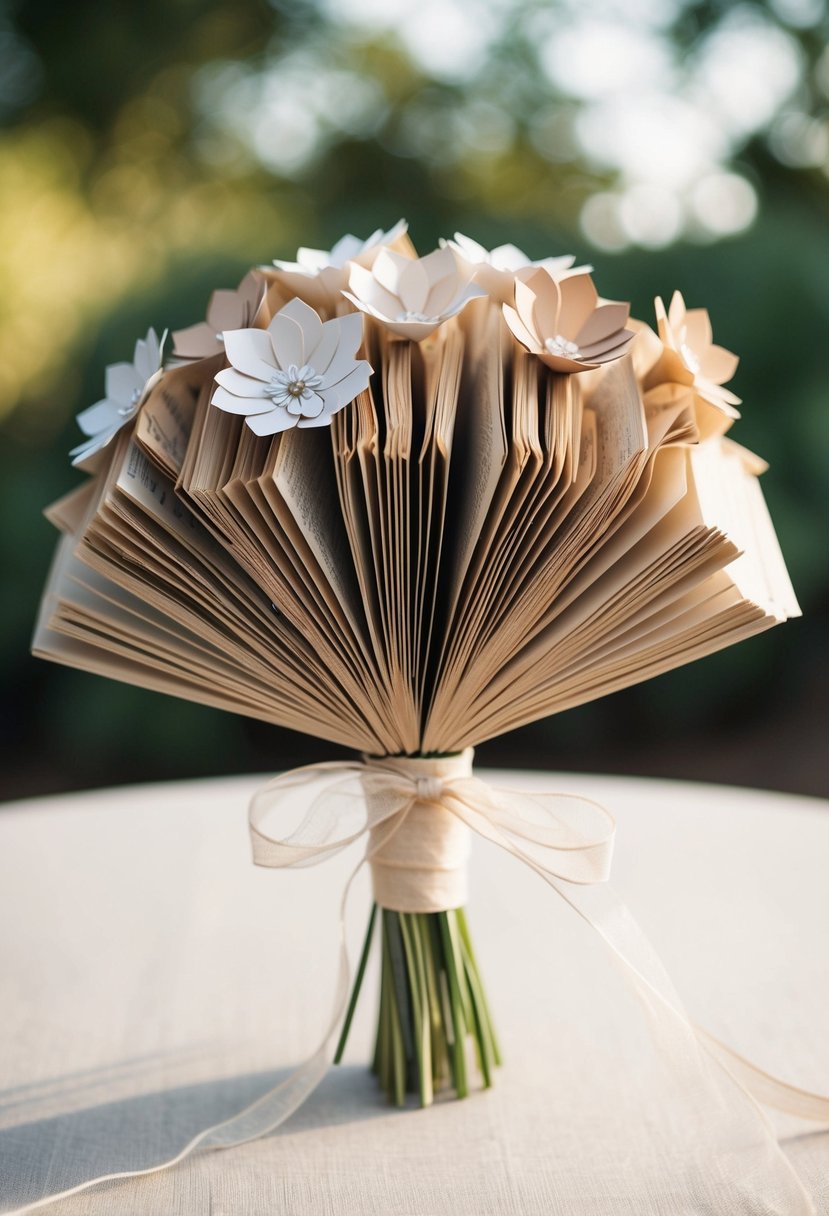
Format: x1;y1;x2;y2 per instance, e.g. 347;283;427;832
397;310;432;324
117;387;143;417
269;364;324;408
544;334;582;360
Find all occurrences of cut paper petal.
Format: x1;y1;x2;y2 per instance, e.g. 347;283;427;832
75;399;118;438
210;386;269;416
268;314;306;371
214;367;273;399
279;297;325;357
222;329;278;383
105;362;144;405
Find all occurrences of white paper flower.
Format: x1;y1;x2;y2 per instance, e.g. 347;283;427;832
343;247;485;341
445;232;590;304
70;328;163;467
211;297;371;435
171;271;265;360
272;220;409;310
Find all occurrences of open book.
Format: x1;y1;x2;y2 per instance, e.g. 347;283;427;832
34;281;798;758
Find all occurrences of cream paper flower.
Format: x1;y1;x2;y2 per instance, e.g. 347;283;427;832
70;328;163;467
635;291;741;440
503;268;633;373
171;271;265;360
211;297;371;435
343;246;485;341
272;220;409;311
446;232;589;304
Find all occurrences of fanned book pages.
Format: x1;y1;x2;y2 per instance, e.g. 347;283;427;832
35;299;797;757
28;225;823;1216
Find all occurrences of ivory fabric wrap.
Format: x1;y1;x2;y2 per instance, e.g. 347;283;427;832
3;762;829;1215
363;752;473;911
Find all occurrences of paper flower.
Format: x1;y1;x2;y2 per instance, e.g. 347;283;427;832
171;271;265;360
272;220;410;310
446;232;589;304
503;269;634;374
343;246;485;341
70;328;163;467
211;297;371;435
635;292;741;440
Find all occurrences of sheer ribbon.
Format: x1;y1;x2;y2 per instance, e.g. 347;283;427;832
12;754;829;1214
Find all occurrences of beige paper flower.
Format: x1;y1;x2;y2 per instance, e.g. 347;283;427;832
446;232;589;304
636;291;741;440
343;246;485;341
172;271;266;360
271;220;411;311
502;268;633;373
211;297;371;436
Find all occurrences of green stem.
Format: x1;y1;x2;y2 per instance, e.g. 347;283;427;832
335;902;377;1065
336;903;501;1106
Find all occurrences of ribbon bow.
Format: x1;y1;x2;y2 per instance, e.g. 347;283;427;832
249;750;616;908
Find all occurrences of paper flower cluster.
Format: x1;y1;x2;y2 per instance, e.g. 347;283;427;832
70;222;743;461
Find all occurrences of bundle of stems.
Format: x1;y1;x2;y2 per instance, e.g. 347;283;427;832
335;904;501;1105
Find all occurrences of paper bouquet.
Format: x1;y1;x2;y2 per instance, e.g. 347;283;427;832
35;221;804;1126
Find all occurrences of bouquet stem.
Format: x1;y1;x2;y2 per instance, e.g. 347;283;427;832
335;903;501;1106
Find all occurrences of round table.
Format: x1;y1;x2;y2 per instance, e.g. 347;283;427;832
1;771;827;1214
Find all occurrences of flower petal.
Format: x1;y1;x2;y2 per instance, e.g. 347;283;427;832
106;362;143;406
322;362;371;406
70;421;121;465
214;367;273;398
450;232;487;263
683;307;713;353
133;329;161;383
699;343;739;385
268;312;305;369
299;390;325;418
558;272;599;338
246;407;297;435
278;297;324;357
398;257;435;315
206;289;245;332
575;301;630;348
503;303;542;354
173;322;222;359
223;328;276;381
667;291;687;331
75;398;120;437
211;385;272;416
372;249;409;297
346;264;402;318
318;325;367;387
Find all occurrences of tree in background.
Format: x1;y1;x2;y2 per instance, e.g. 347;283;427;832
1;0;827;796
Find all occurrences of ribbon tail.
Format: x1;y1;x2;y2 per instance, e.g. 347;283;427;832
9;865;364;1216
693;1025;829;1125
541;878;824;1215
454;795;826;1214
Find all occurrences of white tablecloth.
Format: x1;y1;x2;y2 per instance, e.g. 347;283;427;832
1;771;828;1214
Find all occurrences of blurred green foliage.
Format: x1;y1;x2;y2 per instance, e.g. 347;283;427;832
1;0;827;799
